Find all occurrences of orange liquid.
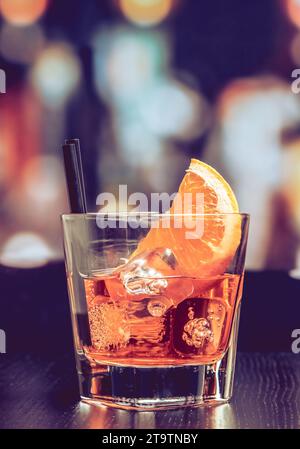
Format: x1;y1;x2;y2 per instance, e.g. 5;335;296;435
82;272;243;366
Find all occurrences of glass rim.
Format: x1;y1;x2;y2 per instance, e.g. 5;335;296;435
62;212;250;219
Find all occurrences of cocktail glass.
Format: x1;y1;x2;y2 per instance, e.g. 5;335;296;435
62;212;249;410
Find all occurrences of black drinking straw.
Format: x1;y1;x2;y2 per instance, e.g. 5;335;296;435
62;141;87;213
65;138;86;207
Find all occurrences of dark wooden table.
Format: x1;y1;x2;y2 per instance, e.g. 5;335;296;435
0;352;300;429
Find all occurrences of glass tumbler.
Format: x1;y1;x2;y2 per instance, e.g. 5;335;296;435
62;212;249;410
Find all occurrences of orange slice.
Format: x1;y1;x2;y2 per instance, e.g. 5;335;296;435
136;159;241;279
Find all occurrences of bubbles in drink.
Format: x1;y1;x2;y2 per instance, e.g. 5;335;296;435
88;303;130;351
182;317;214;348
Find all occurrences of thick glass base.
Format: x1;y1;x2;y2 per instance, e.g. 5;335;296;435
77;345;237;410
82;394;229;411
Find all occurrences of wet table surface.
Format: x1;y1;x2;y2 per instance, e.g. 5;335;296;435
0;352;300;429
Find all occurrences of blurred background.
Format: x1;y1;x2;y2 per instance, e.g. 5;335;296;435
2;0;300;271
1;0;300;353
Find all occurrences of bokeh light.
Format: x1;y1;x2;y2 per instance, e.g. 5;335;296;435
0;23;45;64
138;79;209;140
286;0;300;28
93;27;169;105
22;155;65;203
281;130;300;234
0;232;54;268
204;77;300;270
280;128;300;276
118;120;164;167
290;31;300;64
119;0;173;27
0;0;48;27
93;24;206;196
0;104;17;188
13;154;68;232
30;44;81;108
3;154;68;260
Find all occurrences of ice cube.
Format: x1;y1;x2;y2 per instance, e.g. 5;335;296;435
120;248;173;296
105;248;194;309
172;298;228;357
